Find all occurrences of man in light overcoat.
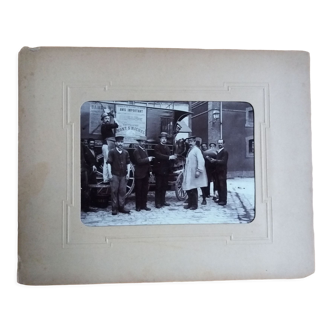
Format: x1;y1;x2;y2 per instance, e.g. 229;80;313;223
182;136;208;210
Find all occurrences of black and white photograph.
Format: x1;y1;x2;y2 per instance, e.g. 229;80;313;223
17;46;315;286
80;100;255;226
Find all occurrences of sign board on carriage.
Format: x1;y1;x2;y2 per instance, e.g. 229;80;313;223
115;104;147;138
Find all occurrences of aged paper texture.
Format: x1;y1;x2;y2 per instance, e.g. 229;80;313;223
18;47;314;285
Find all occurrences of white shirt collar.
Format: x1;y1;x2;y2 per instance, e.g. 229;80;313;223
116;147;123;154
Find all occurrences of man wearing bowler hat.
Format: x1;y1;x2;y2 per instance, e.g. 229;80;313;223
154;132;177;208
106;135;131;215
182;136;208;210
206;139;229;206
133;136;154;212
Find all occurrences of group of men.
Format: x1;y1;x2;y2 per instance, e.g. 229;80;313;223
81;131;178;214
81;106;229;215
81;132;229;215
181;136;229;210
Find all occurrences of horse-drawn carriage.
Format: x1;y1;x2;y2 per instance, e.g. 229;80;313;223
81;101;191;204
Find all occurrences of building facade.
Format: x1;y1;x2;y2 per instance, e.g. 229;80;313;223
191;101;254;178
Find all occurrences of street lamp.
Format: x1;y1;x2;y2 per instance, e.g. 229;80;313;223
212;109;220;123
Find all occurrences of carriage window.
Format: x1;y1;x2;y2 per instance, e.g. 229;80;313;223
160;117;173;136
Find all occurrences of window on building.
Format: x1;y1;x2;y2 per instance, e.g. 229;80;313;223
160;117;173;136
245;136;254;157
245;106;254;127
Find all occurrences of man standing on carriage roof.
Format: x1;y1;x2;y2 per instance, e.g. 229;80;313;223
182;136;208;210
133;136;154;212
106;135;131;215
154;132;177;208
101;107;119;182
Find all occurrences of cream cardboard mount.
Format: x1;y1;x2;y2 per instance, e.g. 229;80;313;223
18;47;314;285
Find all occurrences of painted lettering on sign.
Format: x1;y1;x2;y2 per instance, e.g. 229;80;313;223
115;104;147;137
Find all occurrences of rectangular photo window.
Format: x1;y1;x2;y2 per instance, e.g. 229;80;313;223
80;101;255;226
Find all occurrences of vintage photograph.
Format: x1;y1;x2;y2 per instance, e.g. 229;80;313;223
80;101;255;226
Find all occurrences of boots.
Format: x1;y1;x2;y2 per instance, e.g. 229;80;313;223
184;190;192;209
190;190;198;210
201;188;207;205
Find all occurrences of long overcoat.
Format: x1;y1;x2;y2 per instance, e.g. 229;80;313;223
182;146;208;191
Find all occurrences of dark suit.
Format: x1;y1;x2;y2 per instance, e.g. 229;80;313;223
83;146;97;184
214;148;229;204
205;158;215;195
101;122;118;142
133;146;151;209
81;144;90;211
154;143;171;206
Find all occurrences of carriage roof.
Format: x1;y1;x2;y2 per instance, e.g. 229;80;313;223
83;101;192;142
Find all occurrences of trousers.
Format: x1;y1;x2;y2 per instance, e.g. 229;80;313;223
216;175;227;203
102;140;115;182
155;174;168;206
111;175;127;210
186;188;198;208
135;175;149;209
81;168;90;211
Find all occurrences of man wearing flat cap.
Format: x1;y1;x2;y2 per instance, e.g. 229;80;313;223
107;135;131;215
182;136;208;210
133;136;154;212
154;132;177;208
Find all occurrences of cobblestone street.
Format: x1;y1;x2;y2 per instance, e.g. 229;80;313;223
81;177;255;226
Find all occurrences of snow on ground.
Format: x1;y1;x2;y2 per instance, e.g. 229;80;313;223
81;177;255;226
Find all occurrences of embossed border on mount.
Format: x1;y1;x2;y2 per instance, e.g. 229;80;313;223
62;82;272;247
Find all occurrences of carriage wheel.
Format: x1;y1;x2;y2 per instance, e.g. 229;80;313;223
96;156;135;197
95;153;105;184
125;162;135;198
175;171;187;201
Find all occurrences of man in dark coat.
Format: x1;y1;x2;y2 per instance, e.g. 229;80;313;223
107;135;131;215
83;138;98;184
207;139;229;205
81;142;90;212
153;132;177;208
133;136;154;211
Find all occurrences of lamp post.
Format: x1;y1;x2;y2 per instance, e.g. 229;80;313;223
212;109;220;122
190;101;222;143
